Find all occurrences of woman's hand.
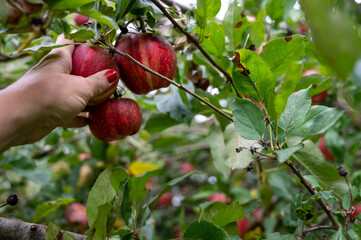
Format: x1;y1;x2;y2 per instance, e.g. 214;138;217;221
0;34;118;153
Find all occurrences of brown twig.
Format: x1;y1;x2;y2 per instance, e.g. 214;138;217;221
0;217;86;240
285;161;339;230
0;52;29;62
150;0;241;98
105;42;233;122
300;225;336;237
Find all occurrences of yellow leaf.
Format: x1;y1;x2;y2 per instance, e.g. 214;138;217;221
127;161;159;176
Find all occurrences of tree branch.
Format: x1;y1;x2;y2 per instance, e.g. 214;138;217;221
105;42;233;122
0;217;86;240
285;161;340;230
300;225;336;237
150;0;241;98
0;52;29;62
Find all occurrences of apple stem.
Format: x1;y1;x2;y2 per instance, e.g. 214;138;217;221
149;0;242;98
106;43;234;122
285;160;340;230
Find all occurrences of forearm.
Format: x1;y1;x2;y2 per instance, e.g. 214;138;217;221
0;81;41;153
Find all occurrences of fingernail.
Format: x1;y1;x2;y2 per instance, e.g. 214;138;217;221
105;70;118;83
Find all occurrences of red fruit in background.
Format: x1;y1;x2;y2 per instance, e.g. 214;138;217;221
318;136;334;161
351;204;361;221
65;203;88;233
74;14;88;26
71;45;120;106
302;70;328;104
115;33;177;94
89;98;142;141
207;193;231;204
158;191;172;206
180;163;195;174
237;218;251;236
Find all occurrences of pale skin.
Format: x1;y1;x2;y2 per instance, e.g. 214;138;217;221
0;34;118;153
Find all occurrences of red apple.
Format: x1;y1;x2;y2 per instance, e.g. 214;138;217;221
207;193;232;204
180;163;195;174
302;70;328;104
74;14;88;26
71;45;120;106
318;136;334;161
351;204;361;221
237;217;251;236
158;191;172;206
115;33;177;94
88;98;142;141
65;203;88;233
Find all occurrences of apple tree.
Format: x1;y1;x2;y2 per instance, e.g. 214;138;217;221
1;0;361;239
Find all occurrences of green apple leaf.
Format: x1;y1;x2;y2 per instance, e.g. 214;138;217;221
154;86;195;125
144;112;179;134
327;229;348;240
33;198;75;222
294;74;332;96
232;98;265;140
206;123;231;178
90;203;112;240
279;88;311;136
69;29;94;41
86;167;129;228
197;0;221;19
78;10;118;30
248;21;265;49
275;144;304;163
184;221;229;240
200;21;226;57
261;34;305;78
273;62;303;114
293;105;343;138
199;201;244;227
223;2;248;50
233;49;275;104
264;232;297;240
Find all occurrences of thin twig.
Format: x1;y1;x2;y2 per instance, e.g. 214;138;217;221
345;176;353;209
300;225;336;237
105;42;234;122
150;0;241;98
285;161;340;230
0;52;29;62
31;131;91;158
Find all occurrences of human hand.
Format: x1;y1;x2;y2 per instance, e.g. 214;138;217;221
0;34;118;152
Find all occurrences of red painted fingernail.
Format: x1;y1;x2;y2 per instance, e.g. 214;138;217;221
105;70;118;83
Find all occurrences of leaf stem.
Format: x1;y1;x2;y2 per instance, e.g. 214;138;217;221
105;43;233;122
149;0;241;98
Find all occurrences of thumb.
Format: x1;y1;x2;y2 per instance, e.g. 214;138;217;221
84;69;119;99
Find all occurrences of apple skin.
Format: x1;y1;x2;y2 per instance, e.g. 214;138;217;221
180;163;195;174
318;136;334;161
302;70;328;104
237;217;251;236
207;193;232;204
115;33;177;94
158;191;172;206
89;98;142;141
74;14;88;26
71;45;119;106
351;204;361;221
65;203;88;233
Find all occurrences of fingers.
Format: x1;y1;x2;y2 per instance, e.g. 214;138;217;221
83;69;119;99
53;33;75;58
60;115;88;128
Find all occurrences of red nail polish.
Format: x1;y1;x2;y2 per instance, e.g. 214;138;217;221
105;70;118;83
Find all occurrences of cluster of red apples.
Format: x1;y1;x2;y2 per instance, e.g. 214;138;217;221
71;31;177;142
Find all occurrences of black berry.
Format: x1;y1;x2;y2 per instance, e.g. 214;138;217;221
7;194;18;206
